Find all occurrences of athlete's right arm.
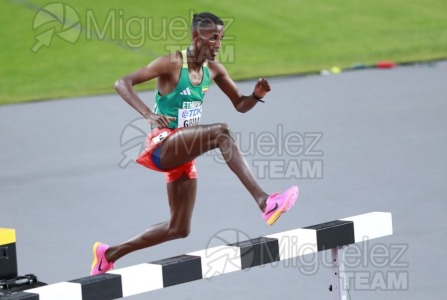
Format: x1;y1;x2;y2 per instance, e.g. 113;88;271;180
114;55;177;128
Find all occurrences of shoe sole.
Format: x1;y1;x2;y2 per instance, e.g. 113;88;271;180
90;242;101;276
267;187;298;226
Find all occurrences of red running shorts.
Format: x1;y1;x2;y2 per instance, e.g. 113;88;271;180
136;128;197;183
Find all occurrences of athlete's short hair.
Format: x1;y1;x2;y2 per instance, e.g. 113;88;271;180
191;12;224;31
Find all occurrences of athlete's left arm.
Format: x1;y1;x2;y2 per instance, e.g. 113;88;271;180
211;62;271;113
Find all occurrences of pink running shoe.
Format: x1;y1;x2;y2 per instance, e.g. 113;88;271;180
90;242;114;276
262;186;299;226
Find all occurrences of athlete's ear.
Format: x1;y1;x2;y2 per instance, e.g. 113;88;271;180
191;29;200;40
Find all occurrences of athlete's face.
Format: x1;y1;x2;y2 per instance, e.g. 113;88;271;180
193;24;224;61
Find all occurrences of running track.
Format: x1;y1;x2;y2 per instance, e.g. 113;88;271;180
1;62;446;299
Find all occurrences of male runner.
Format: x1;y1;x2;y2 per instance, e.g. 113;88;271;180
91;12;298;276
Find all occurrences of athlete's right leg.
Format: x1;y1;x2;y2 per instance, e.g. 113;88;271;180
102;174;197;264
90;174;197;276
159;123;269;211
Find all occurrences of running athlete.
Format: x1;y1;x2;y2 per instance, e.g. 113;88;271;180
91;12;298;276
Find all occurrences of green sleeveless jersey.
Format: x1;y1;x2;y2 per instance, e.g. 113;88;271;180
153;49;210;128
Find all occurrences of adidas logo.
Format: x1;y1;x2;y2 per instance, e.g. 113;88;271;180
180;87;191;96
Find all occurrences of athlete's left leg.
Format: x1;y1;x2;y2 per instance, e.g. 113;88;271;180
158;124;269;210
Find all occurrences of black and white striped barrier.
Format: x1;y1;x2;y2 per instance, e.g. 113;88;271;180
3;212;393;300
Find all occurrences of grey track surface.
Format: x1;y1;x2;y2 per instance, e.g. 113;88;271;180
1;62;446;299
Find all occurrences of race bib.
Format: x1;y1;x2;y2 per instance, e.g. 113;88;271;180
178;106;202;128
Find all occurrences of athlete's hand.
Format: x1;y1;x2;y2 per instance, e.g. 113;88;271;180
146;113;176;128
252;78;271;99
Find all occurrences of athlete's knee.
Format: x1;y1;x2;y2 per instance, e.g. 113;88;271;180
211;123;232;144
216;122;231;134
168;226;190;239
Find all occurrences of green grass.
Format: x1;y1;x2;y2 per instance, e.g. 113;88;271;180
1;0;447;104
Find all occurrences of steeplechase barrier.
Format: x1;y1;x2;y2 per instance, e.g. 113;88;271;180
1;211;393;300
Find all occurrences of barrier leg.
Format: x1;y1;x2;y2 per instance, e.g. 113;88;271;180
330;246;348;300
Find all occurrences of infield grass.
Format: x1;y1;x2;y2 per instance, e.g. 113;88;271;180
1;0;446;104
